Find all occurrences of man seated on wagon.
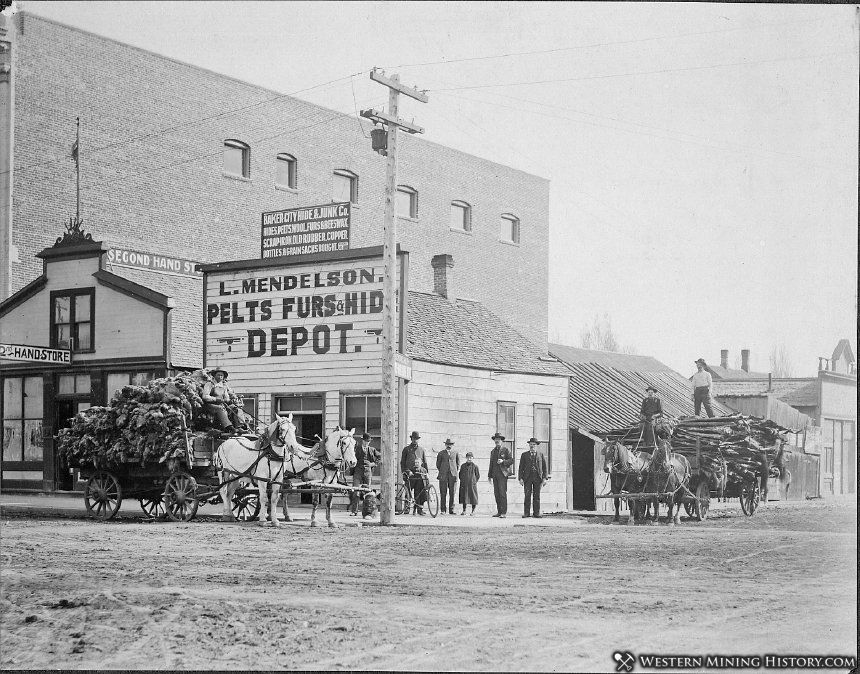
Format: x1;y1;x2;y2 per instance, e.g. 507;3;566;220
201;368;248;435
639;385;663;449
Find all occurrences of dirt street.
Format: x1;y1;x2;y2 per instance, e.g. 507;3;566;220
1;498;856;671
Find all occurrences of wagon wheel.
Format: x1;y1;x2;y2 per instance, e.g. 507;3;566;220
85;471;123;520
231;488;261;522
423;483;440;518
139;493;167;519
739;481;760;516
694;482;710;521
163;472;199;522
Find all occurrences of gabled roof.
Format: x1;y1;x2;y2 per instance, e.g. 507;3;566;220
831;339;855;365
109;267;203;370
712;378;819;408
406;292;568;376
548;345;734;434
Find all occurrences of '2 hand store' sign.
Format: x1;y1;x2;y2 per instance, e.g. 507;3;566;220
205;259;389;373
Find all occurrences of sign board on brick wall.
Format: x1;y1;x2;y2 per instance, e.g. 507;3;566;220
260;202;351;259
107;247;202;277
0;343;71;364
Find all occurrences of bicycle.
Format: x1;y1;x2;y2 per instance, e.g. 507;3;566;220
395;471;439;517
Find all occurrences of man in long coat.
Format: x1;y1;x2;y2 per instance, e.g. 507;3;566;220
639;385;663;449
436;438;460;514
518;438;549;518
349;432;379;516
488;432;514;518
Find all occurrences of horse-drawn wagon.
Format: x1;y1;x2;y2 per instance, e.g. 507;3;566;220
600;414;794;524
58;371;368;527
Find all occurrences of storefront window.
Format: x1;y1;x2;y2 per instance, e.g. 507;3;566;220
106;372;155;399
343;394;381;449
58;374;91;396
2;376;44;462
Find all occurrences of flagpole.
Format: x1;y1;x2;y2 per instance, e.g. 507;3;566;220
75;117;80;221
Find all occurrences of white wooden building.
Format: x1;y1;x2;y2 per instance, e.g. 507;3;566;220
202;247;571;513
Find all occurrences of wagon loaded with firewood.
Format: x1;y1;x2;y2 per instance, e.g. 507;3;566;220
601;414;793;521
56;370;261;522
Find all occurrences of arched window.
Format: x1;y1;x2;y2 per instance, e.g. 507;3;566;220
500;213;520;244
333;169;358;204
450;201;471;232
223;139;250;178
275;153;297;189
396;185;418;219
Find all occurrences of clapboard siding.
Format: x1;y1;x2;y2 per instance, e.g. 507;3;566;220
408;360;569;514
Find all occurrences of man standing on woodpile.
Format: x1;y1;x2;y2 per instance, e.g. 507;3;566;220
692;358;715;418
488;432;514;518
518;438;548;518
400;431;428;515
639;385;663;448
201;368;246;434
348;432;378;516
436;438;460;515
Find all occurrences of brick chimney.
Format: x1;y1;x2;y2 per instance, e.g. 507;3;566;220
431;254;456;303
720;349;729;370
741;349;750;373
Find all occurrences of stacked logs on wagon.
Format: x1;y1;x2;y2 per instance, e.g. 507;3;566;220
604;414;796;485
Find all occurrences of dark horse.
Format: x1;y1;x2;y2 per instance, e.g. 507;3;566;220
601;441;650;524
641;438;691;526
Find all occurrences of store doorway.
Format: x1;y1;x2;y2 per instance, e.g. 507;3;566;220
54;399;90;491
274;395;324;504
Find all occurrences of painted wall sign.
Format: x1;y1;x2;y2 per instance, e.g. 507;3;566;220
0;343;71;363
260;202;351;259
106;247;202;277
206;260;385;363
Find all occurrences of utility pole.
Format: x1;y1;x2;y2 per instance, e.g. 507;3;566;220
360;69;427;525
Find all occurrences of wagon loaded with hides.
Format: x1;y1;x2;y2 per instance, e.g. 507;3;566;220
56;370;262;521
600;414;795;523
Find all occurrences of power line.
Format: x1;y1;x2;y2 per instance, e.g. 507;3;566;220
0;70;368;179
428;49;857;92
386;15;843;70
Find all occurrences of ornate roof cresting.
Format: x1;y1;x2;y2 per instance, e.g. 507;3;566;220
54;216;94;247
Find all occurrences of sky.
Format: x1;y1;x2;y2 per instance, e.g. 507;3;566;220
22;1;859;377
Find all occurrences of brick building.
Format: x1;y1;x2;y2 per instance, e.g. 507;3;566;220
0;12;549;348
1;11;568;505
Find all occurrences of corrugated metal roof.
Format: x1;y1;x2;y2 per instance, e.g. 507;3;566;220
407;292;568;376
552;358;734;434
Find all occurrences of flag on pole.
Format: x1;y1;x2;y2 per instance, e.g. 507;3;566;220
70;139;78;164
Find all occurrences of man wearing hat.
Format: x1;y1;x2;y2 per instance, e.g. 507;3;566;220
639;385;663;448
400;431;429;515
349;432;380;516
488;432;514;518
436;439;461;514
518;438;549;518
691;358;715;418
202;368;245;433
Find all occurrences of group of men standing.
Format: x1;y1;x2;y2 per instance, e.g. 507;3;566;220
399;430;549;518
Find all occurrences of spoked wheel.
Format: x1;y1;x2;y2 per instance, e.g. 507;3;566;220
423;484;439;518
694;482;710;521
231;488;261;522
139;493;167;519
739;481;760;516
164;472;199;522
85;471;123;520
394;483;411;515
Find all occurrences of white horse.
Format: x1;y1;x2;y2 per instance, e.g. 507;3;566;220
280;422;357;528
215;413;295;527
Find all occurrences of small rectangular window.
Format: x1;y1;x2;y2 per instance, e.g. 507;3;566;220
501;214;520;244
496;401;516;455
276;154;297;189
51;289;94;352
450;201;471;232
333;170;358;204
396;186;417;219
534;404;552;473
224;140;250;178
